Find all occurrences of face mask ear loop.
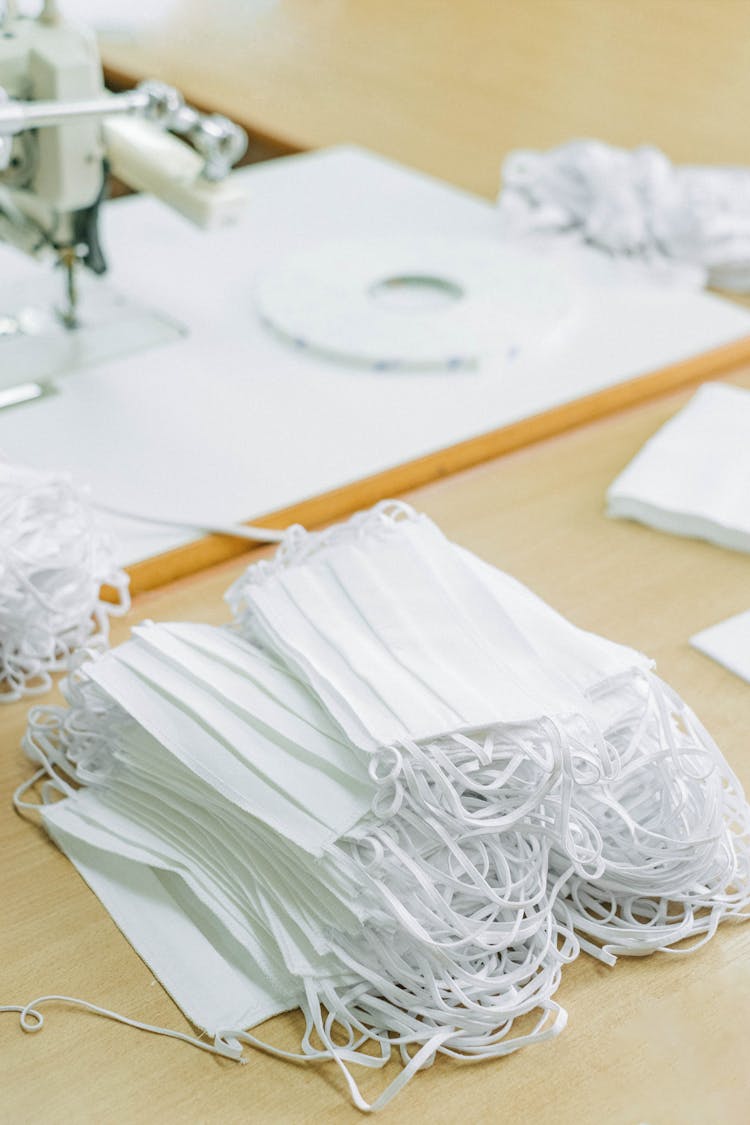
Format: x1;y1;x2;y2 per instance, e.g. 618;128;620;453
352;1027;458;1113
13;745;75;815
222;983;390;1072
0;996;244;1062
12;769;51;814
300;979;459;1114
219;982;456;1112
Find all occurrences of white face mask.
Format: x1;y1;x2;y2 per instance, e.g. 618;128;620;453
228;502;750;954
13;501;750;1114
228;506;650;750
81;626;373;855
40;664;372;959
18;610;574;1106
44;818;301;1036
42;780;354;984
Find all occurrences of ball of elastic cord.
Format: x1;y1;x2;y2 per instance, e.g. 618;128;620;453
0;464;131;703
0;463;287;704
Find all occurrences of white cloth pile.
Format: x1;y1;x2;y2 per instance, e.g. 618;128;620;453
0;462;130;703
16;504;750;1110
691;609;750;685
498;139;750;290
607;382;750;553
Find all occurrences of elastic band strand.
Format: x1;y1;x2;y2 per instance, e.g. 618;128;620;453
94;502;286;544
0;996;244;1061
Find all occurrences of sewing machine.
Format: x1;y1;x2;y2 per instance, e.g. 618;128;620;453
0;0;247;407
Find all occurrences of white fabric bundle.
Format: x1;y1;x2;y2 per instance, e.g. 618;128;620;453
497;139;750;290
0;462;130;702
12;503;750;1110
691;609;750;685
607;382;750;553
228;504;750;957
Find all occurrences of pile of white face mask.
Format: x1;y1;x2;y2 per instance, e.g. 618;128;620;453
497;139;750;291
13;502;750;1111
0;462;130;703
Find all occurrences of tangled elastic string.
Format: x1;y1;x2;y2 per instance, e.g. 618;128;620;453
323;722;584;1063
497;139;750;289
19;669;572;1098
339;674;750;992
22;657;130;782
220;981;462;1114
0;468;129;703
0;953;464;1109
12;619;750;1110
553;670;750;956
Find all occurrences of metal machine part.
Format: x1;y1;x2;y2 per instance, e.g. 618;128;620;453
0;79;247;182
0;1;247;332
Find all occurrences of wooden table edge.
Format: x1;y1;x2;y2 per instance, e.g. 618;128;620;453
116;333;750;597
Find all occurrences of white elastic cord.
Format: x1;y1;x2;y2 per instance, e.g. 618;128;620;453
93;502;286;544
12;766;71;813
220;987;458;1115
0;996;244;1061
0;466;130;703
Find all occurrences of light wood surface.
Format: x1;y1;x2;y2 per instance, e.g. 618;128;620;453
101;0;750;199
3;369;750;1123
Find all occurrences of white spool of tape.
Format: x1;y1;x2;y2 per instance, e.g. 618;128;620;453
256;237;576;370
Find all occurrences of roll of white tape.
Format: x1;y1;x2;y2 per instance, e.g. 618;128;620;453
256;237;576;370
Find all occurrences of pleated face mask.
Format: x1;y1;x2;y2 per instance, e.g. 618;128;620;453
11;501;750;1113
81;623;370;844
228;503;750;952
18;628;372;1062
226;503;652;748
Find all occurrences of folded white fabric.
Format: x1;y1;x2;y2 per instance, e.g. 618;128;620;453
11;502;750;1111
606;382;750;552
497;139;750;291
0;461;130;702
691;609;750;685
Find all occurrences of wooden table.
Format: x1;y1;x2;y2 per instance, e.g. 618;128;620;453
3;369;749;1123
101;0;750;199
97;0;750;602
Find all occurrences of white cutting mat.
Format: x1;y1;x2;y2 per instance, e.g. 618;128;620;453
0;145;748;565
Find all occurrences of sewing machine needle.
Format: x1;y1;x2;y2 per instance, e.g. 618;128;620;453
59;247;78;330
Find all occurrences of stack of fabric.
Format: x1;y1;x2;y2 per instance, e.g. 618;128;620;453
18;503;750;1110
607;382;750;554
